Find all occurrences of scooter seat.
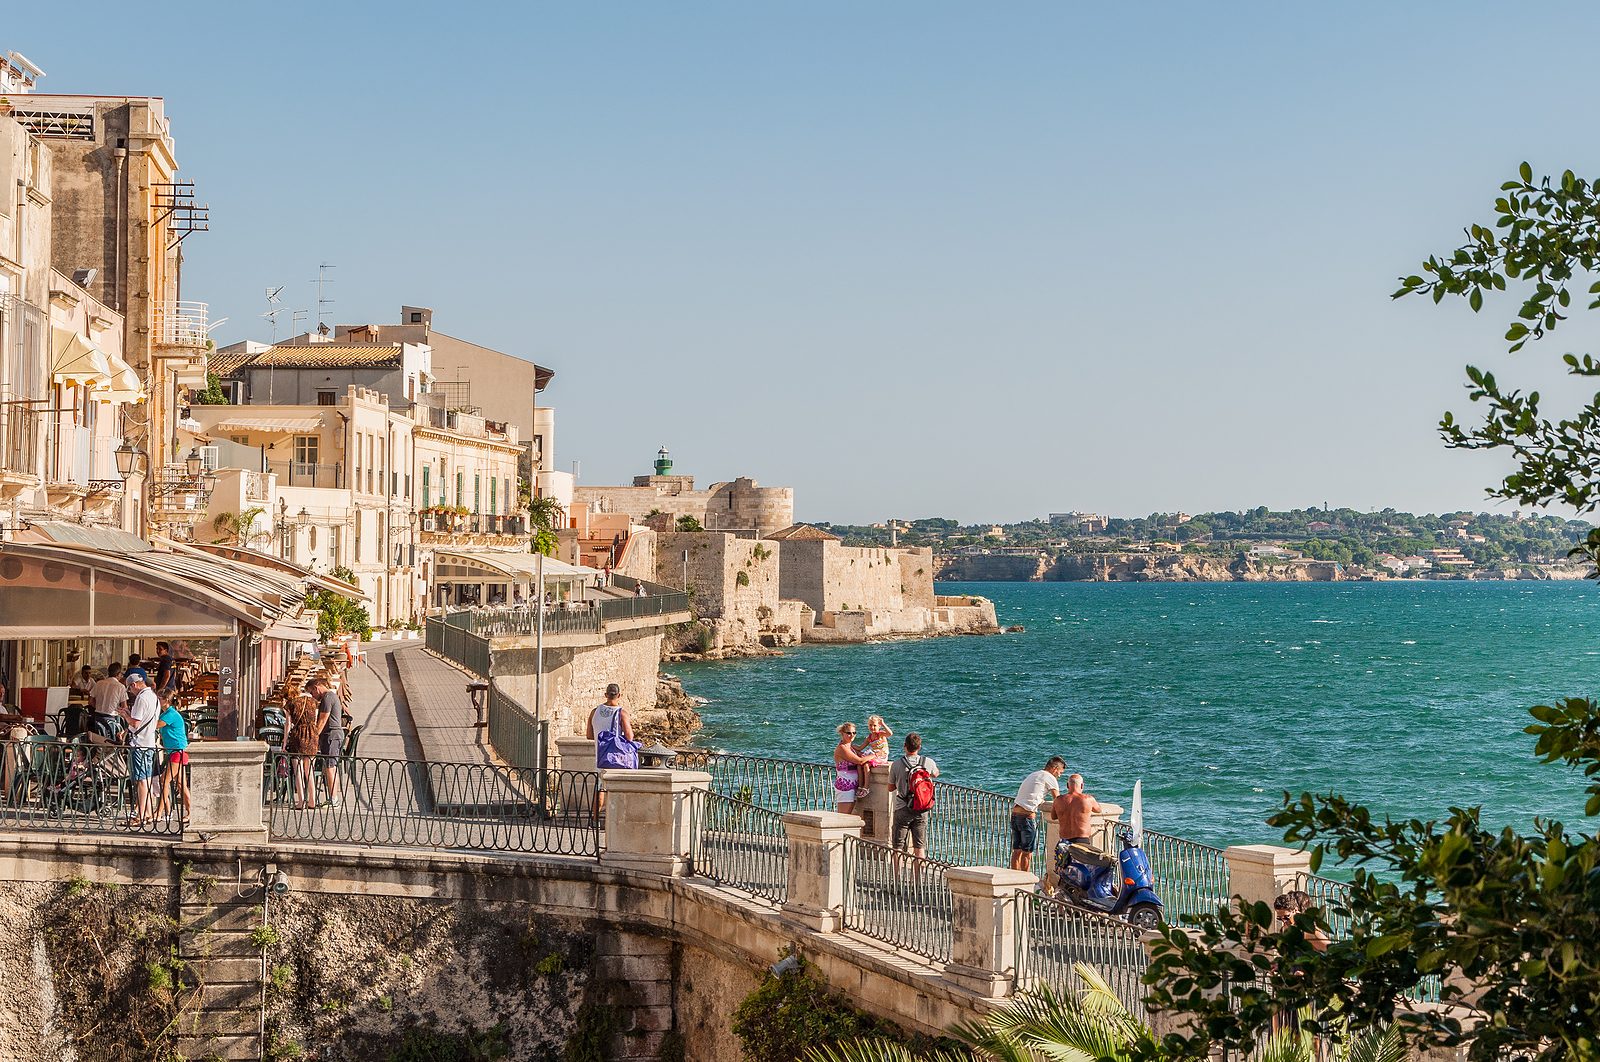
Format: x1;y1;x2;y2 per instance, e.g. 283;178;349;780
1069;843;1114;868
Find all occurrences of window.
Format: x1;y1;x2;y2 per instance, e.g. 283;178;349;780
330;526;341;569
490;476;497;515
457;471;464;507
392;470;398;495
200;446;219;472
316;391;335;406
294;436;319;477
474;474;481;513
366;435;373;494
355;513;362;562
231;435;249;446
379;438;386;495
505;478;511;514
309;526;318;552
410;312;422;323
404;473;411;499
421;466;430;506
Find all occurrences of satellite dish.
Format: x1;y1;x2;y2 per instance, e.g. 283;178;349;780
1130;779;1144;847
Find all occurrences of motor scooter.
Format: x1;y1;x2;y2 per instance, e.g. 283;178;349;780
1049;780;1164;930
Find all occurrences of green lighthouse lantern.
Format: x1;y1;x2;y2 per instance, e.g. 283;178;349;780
654;446;673;477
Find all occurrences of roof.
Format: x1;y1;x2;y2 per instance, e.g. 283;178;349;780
19;522;154;552
212;415;326;434
433;549;601;580
763;524;840;542
211;343;405;376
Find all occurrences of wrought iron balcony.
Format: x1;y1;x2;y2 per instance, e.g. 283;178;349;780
152;301;211;349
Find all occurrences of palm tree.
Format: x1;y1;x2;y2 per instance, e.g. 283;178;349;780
803;964;1151;1062
803;964;1406;1062
211;506;265;547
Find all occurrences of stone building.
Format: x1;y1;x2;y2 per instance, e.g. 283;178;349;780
574;448;793;536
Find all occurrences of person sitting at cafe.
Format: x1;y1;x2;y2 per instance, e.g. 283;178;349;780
89;662;129;740
123;653;149;688
63;666;96;736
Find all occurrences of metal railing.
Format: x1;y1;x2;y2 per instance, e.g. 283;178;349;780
450;607;601;638
842;834;955;964
923;778;1045;869
267;460;341;489
426;616;491;678
1300;872;1353;941
1014;889;1151;1021
1;738;184;836
597;591;692;621
1141;829;1231;926
265;752;597;856
1;405;40;475
689;789;790;905
487;680;546;772
151;301;210;348
673;750;836;813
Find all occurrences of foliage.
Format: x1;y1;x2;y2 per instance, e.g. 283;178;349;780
735;958;957;1062
527;494;562;557
694;627;714;654
564;998;617;1062
212;506;266;546
807;962;1162;1062
736;570;750;586
250;923;281;949
676;515;703;532
386;1021;510;1062
193;372;229;404
1393;164;1600;539
306;564;372;642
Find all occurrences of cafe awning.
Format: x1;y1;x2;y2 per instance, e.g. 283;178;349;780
213;415;324;434
433;549;601;582
51;327;111;388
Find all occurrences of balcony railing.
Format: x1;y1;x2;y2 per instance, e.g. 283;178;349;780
1;407;40;476
266;461;341;489
151;301;210;348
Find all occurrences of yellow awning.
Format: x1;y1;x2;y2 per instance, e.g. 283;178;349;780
51;327;111;388
213;415;324;434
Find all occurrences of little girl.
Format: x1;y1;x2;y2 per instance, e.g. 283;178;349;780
856;715;893;796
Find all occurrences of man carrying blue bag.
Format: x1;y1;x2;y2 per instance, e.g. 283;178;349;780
587;683;640;820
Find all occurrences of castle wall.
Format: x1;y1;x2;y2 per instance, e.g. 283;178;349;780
778;541;932;614
654;531;782;646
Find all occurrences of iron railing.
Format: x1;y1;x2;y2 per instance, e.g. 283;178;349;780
455;607;601;638
265;752;597;856
689;789;790;905
841;834;955;964
1014;889;1151;1020
1141;829;1231;926
674;750;836;813
597;591;691;621
1;738;184;836
487;680;547;772
1300;872;1353;941
1;405;40;476
426;616;491;678
923;778;1046;869
151;301;210;348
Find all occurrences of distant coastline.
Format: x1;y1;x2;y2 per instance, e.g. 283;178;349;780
934;551;1591;583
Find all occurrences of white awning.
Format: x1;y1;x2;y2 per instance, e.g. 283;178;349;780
94;352;146;405
213;416;324;434
51;327;111;387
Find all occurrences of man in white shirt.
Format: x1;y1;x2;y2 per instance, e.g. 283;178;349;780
1010;757;1066;873
89;662;129;740
121;674;161;827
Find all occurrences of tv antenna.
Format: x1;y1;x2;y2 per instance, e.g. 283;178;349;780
262;287;285;341
314;263;336;329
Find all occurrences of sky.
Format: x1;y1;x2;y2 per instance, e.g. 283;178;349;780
13;2;1600;524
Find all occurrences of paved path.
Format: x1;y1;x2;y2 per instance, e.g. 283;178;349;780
389;646;499;767
343;642;423;763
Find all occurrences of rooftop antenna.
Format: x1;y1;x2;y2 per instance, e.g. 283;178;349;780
262;286;284;342
314;263;336;331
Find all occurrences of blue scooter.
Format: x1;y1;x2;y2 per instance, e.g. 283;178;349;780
1050;780;1165;930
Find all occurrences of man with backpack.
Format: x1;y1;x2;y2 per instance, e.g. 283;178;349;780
888;732;939;861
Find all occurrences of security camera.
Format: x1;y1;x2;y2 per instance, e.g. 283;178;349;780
271;870;290;896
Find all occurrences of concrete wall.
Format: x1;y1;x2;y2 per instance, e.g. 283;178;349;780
494;623;665;744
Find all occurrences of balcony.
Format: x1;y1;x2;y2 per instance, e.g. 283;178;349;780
152;301;211;349
266;460;341;490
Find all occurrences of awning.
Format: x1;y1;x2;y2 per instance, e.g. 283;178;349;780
433;549;601;580
213;415;324;434
51;327;111;387
94;352;146;405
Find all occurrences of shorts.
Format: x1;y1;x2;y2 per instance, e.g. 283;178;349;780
1010;811;1038;853
319;731;344;758
1064;835;1093;848
129;748;156;782
166;749;190;766
892;807;926;850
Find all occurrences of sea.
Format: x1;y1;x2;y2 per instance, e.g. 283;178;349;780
672;580;1600;851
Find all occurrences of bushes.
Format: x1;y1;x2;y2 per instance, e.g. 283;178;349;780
731;960;956;1062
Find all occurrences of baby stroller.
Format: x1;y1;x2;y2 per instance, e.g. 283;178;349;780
44;741;117;818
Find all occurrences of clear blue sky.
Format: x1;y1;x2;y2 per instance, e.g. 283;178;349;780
14;3;1600;524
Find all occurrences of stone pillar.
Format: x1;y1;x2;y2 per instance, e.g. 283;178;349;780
944;866;1036;998
598;768;711;877
854;772;893;845
779;810;862;932
187;740;269;843
555;735;597;814
1225;844;1312;913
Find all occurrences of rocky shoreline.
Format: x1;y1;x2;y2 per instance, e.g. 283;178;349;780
937;551;1591;583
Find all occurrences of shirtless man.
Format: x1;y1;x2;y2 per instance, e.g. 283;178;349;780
1052;774;1104;848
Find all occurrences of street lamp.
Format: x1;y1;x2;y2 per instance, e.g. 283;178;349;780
185;447;203;479
114;442;136;480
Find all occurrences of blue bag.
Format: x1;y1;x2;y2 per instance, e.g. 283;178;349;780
596;729;642;769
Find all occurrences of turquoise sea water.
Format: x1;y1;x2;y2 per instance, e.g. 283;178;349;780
673;580;1600;850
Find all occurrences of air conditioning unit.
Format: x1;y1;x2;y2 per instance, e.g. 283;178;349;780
421;515;437;532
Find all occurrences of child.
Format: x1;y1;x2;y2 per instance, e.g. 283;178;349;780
154;691;191;828
856;715;893;796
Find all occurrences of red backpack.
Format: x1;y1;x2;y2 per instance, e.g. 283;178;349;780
904;756;936;812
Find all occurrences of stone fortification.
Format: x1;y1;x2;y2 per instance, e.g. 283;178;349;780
654;531;791;649
575;475;794;536
777;539;936;613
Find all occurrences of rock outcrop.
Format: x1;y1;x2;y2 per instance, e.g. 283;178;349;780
1045;553;1343;582
628;673;706;746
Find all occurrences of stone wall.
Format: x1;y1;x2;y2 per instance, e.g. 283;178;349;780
779;540;936;614
495;624;665;741
655;531;782;646
576;477;794;535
